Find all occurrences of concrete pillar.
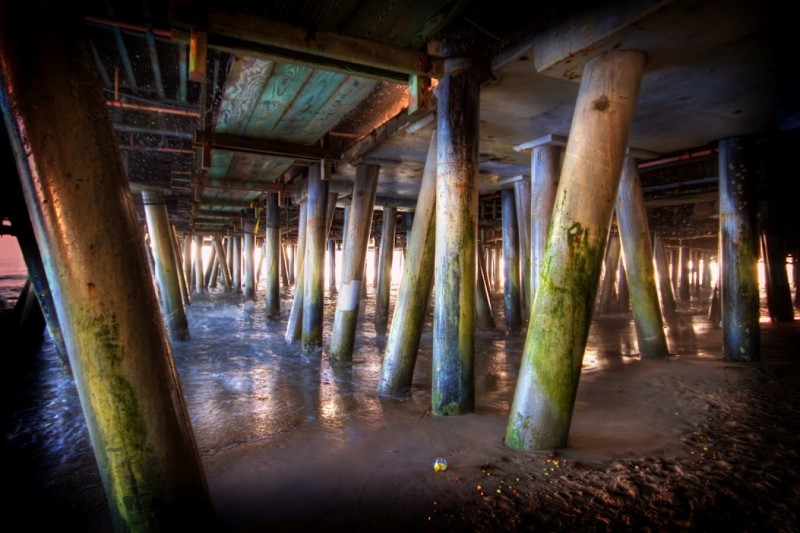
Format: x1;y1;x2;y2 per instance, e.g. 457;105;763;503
653;234;677;317
143;191;189;341
330;164;379;361
379;132;437;397
502;188;522;331
719;136;761;361
243;209;256;301
432;55;480;416
506;50;646;450
530;145;562;304
515;178;532;314
616;157;668;357
376;206;397;327
302;163;328;351
285;200;307;343
265;193;281;318
0;4;214;527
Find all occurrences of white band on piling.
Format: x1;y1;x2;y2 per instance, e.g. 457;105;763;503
338;280;361;311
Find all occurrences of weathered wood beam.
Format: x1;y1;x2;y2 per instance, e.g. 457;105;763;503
195;130;336;160
183;10;444;83
198;177;285;192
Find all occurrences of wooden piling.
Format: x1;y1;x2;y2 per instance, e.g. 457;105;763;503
376;206;397;326
530;145;562;304
502;188;522;331
265;193;281;318
302;163;328;351
505;50;646;450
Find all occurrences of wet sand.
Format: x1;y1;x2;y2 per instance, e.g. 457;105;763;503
205;319;800;532
3;288;799;532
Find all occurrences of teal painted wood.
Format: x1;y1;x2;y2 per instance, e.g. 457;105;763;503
245;63;314;136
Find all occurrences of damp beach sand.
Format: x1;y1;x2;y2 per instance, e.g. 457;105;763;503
3;289;799;532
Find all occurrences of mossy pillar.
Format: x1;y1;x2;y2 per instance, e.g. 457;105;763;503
432;55;480;416
286;200;308;343
376;206;397;326
302;163;328;351
330;164;379;361
653;234;677;317
615;158;668;357
502;187;522;331
327;238;337;292
719;136;760;361
142;191;189;341
379;132;437;397
0;3;214;527
243;208;256;301
530;144;561;303
265;193;280;318
505;50;646;450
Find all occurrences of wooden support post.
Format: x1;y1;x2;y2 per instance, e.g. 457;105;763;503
719;136;760;361
183;233;193;294
285;243;294;286
327;238;337;292
286;200;308;343
212;236;232;290
330;164;379;361
669;247;679;297
172;225;191;306
378;132;437;397
679;243;691;304
506;50;646;450
226;236;234;282
376;206;397;327
232;235;242;293
502;188;522;331
0;4;214;527
653;234;677;317
515;178;532;315
597;233;621;314
243;216;255;299
280;243;290;288
616;158;668;357
760;232;794;322
208;248;219;288
432;55;480;416
616;257;629;312
265;193;281;318
204;244;217;289
530;145;561;304
475;243;496;330
143;191;190;341
193;234;204;294
256;242;264;283
302;163;328;351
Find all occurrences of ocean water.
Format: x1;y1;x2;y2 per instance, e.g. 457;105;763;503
0;237;27;309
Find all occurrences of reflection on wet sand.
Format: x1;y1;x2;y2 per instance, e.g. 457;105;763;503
2;281;787;530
